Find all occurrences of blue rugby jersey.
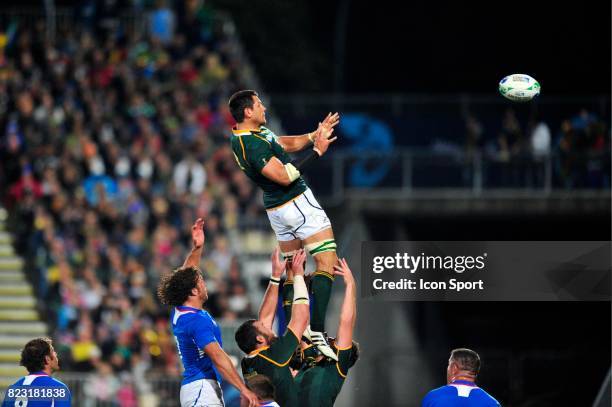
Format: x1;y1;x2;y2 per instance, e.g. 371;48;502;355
171;305;223;385
422;380;500;406
2;372;71;406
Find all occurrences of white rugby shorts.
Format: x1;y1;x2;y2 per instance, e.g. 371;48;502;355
266;188;331;241
180;378;224;407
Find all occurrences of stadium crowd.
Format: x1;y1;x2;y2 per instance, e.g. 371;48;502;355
0;2;608;406
0;1;260;401
463;107;610;188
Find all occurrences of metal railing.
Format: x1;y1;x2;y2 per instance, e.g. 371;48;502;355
303;149;610;204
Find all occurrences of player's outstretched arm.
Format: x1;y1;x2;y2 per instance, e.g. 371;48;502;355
333;258;357;349
261;124;337;187
287;249;310;339
182;218;205;269
279;112;340;153
204;342;259;407
258;247;286;329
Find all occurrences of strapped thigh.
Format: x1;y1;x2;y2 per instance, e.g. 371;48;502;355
304;239;337;257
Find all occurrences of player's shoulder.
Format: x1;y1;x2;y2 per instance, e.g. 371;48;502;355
33;375;69;388
184;309;215;324
422;385;454;402
423;385;500;407
172;306;196;322
258;126;276;136
196;310;220;331
7;376;25;387
48;376;70;389
8;374;70;389
475;387;501;406
254;127;279;143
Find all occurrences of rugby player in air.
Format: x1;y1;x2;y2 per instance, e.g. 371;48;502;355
228;89;340;360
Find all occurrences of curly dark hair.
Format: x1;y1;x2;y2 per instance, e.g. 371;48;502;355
20;337;53;373
157;266;202;307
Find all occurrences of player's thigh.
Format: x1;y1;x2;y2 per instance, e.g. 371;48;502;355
303;228;338;270
294;189;333;241
303;227;335;245
278;238;302;253
266;199;305;242
180;379;224;407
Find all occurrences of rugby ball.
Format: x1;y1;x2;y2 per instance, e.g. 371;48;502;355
499;74;540;102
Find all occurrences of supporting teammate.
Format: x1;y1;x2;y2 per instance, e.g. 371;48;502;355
421;348;501;406
1;338;71;407
157;218;258;407
228;89;340;360
294;258;360;407
235;248;311;407
241;375;280;407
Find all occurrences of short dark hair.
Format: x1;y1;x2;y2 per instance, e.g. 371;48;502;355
228;90;258;123
246;374;276;401
20;338;53;373
450;348;481;375
157;267;202;307
235;319;260;354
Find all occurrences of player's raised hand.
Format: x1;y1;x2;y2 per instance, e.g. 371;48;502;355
191;218;205;249
290;248;307;276
333;258;355;285
321;112;340;132
313;123;337;156
271;246;287;279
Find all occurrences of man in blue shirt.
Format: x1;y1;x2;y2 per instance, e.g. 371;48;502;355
157;218;258;407
2;337;71;406
422;348;501;406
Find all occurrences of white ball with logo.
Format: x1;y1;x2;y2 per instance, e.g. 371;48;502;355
499;74;541;102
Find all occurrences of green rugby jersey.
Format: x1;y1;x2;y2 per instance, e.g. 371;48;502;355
231;126;308;209
241;328;300;407
294;345;356;407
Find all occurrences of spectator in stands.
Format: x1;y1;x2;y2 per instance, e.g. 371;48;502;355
173;152;207;195
84;362;120;406
149;0;176;45
0;3;263;396
528;118;551;187
463;114;484;186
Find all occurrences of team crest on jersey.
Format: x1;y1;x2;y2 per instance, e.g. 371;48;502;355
260;127;278;143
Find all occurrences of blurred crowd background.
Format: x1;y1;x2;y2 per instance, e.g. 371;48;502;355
0;1;608;406
0;1;266;404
